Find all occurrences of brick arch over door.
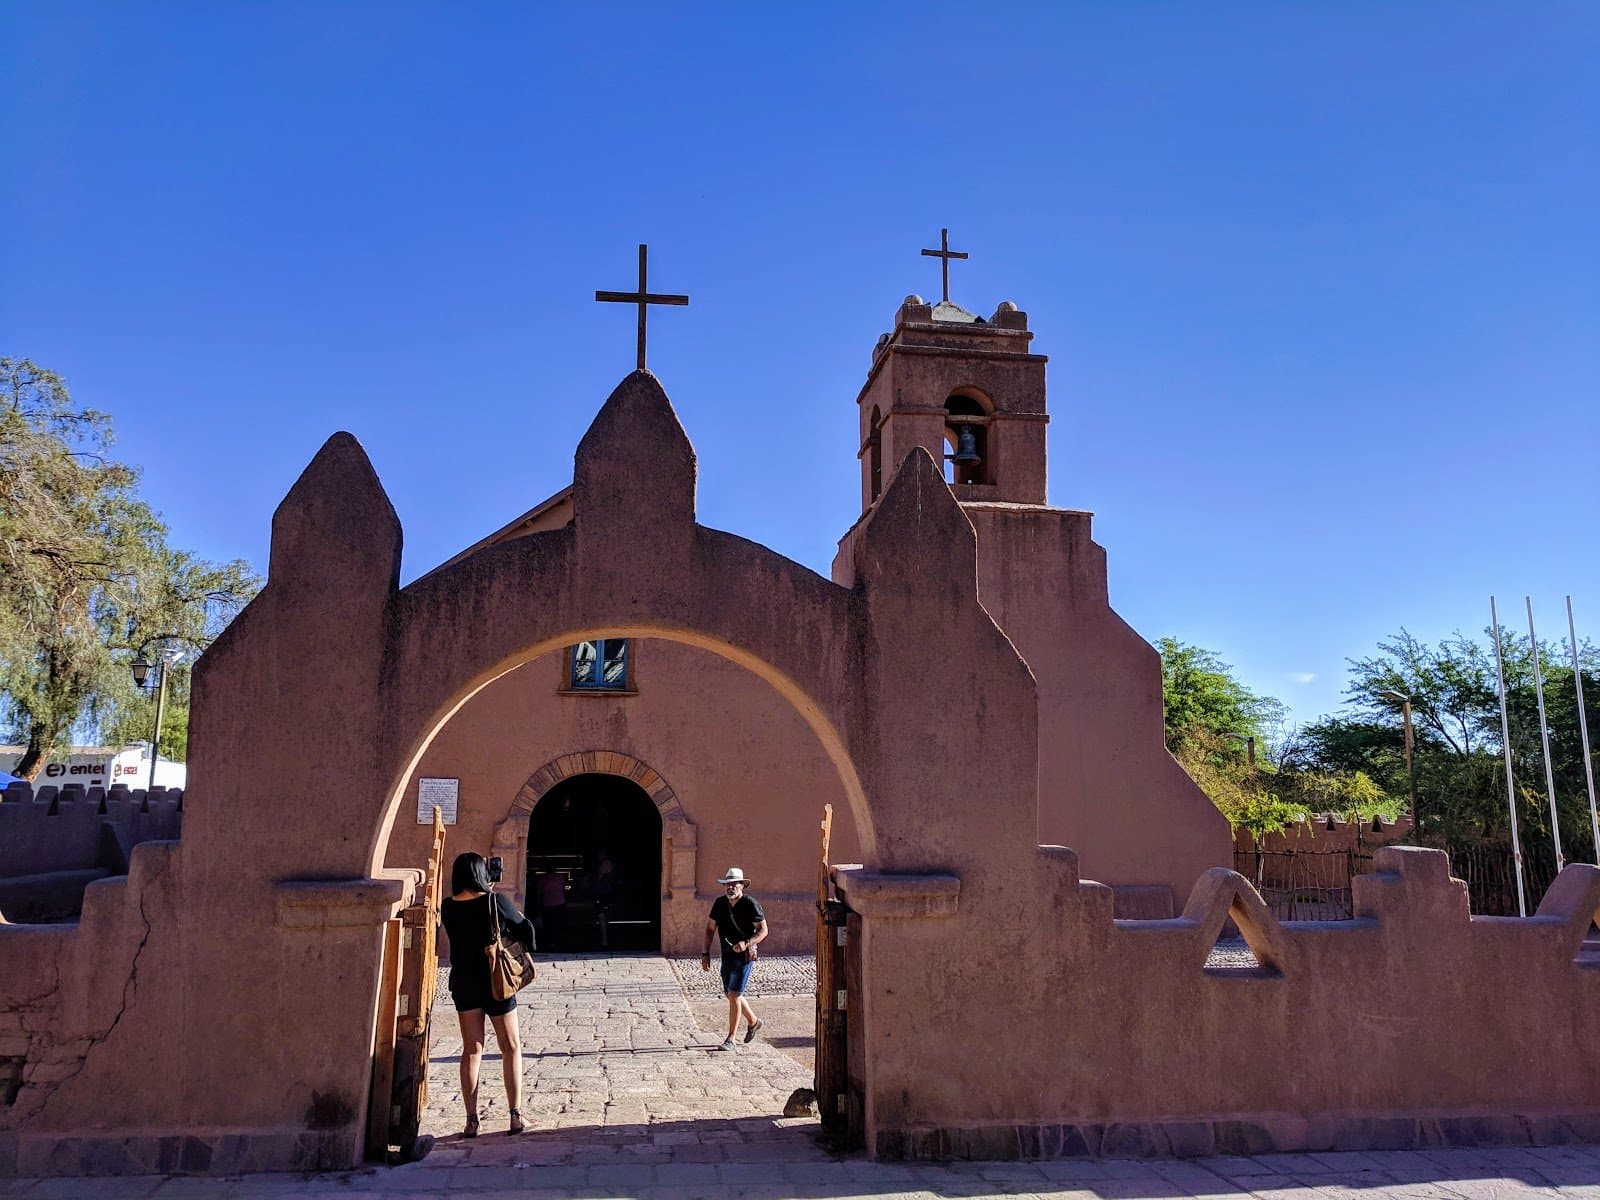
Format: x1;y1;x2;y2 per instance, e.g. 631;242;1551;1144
489;752;695;919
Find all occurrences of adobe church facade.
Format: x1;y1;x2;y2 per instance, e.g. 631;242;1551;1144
9;267;1595;1178
384;293;1228;954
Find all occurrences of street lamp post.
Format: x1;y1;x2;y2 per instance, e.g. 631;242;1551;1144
131;636;185;792
1379;689;1420;843
1222;732;1256;768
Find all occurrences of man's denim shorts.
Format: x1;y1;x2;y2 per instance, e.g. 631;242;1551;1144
720;955;755;995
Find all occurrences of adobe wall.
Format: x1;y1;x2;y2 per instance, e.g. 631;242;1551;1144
0;839;227;1174
0;835;414;1175
383;638;860;956
833;500;1230;914
0;785;184;924
840;846;1600;1159
1235;815;1414;857
0;785;182;878
958;504;1230;911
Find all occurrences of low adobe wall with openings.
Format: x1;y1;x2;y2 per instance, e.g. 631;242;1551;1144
0;783;183;923
838;845;1600;1159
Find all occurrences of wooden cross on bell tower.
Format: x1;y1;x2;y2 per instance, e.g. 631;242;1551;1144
920;227;968;303
595;244;689;371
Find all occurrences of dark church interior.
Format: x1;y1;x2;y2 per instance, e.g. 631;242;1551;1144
526;772;662;952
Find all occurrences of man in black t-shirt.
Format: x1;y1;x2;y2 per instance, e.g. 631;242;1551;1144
700;866;768;1051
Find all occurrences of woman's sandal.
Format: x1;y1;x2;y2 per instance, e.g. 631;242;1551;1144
463;1114;480;1139
508;1108;525;1136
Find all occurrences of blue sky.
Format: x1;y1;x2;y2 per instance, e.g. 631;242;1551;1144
2;3;1595;726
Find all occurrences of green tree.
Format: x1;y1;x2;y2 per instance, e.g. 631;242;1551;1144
1156;637;1285;763
98;544;260;762
0;358;259;778
1301;628;1599;859
1158;638;1404;835
1155;643;1294;835
1175;727;1304;839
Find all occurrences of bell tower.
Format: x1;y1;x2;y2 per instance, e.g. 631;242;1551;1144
837;240;1232;921
854;292;1048;512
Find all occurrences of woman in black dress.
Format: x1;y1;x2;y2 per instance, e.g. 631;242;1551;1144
441;852;536;1136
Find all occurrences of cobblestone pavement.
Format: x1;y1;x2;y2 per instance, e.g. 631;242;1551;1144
667;945;1258;989
6;953;1600;1197
667;953;817;998
1207;937;1260;969
417;953;816;1145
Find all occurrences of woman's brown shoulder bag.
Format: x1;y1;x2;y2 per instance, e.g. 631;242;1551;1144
486;889;536;1002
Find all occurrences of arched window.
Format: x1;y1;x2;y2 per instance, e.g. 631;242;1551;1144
868;406;883;501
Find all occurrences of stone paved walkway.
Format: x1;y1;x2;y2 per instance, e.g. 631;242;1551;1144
666;953;817;999
7;1143;1600;1197
418;953;817;1148
5;953;1600;1197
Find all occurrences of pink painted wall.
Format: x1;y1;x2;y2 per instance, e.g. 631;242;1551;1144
834;500;1231;913
839;846;1600;1159
962;504;1230;909
1236;816;1413;856
383;638;859;955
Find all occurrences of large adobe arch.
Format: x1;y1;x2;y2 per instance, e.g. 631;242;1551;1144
357;366;896;878
31;368;1037;1166
184;367;1042;890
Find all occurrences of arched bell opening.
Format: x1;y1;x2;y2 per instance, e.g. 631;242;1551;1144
942;391;991;486
527;772;662;952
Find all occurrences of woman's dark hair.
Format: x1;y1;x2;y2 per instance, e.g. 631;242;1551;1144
451;852;493;895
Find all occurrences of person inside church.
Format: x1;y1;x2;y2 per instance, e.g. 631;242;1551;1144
534;868;568;948
441;851;537;1136
700;866;767;1051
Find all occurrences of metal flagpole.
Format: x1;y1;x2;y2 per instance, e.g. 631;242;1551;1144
1490;597;1528;917
1567;596;1598;864
1526;597;1564;871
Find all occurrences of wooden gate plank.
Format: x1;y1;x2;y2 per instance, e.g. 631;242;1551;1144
383;804;447;1158
366;916;403;1160
813;803;851;1139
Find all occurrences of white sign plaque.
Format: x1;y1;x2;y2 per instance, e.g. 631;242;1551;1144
417;777;459;825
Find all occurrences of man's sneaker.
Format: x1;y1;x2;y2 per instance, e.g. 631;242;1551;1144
743;1020;763;1044
714;1038;738;1052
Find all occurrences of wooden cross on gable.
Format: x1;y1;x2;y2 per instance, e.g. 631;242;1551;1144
595;244;689;371
920;228;968;304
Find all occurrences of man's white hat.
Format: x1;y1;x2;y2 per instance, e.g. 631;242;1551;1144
717;866;749;884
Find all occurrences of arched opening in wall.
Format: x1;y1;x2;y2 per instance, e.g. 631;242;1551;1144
868;405;883;501
942;391;990;486
527;773;661;952
374;625;866;1152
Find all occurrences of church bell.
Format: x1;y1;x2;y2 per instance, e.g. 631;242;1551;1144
950;424;982;467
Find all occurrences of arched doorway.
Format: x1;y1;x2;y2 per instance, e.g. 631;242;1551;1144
527;773;662;952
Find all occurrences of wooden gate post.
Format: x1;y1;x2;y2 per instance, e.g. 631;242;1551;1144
816;901;849;1136
813;804;852;1139
366;917;403;1160
369;805;447;1162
